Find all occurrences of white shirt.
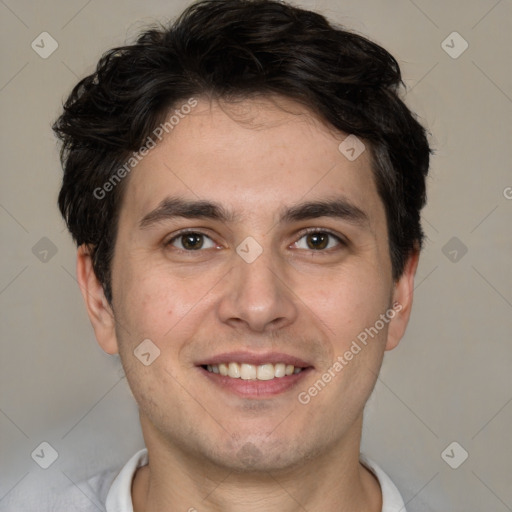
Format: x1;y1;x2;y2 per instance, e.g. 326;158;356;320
1;449;406;511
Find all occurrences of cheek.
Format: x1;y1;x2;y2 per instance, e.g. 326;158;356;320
114;260;178;334
314;278;391;410
122;355;178;432
309;267;391;343
114;261;222;360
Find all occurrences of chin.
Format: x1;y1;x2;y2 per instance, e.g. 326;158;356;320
200;433;320;474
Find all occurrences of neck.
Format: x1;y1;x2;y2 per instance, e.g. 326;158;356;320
132;415;382;512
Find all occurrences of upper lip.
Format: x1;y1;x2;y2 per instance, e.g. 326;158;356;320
196;351;313;368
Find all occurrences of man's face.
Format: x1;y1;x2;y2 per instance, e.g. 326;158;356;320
103;96;410;471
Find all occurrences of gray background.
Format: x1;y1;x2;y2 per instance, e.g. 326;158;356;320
1;0;511;510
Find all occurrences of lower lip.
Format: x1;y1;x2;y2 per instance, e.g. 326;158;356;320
198;367;312;398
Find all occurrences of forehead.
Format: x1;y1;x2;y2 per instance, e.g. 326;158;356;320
120;95;384;228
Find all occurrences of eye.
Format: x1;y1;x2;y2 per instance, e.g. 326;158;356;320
293;230;344;251
166;231;217;251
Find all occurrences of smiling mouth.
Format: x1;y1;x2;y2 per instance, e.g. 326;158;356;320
202;362;304;380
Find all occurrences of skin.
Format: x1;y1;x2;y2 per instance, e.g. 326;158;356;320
77;95;418;511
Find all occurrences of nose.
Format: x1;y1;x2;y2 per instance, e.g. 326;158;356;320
216;250;299;333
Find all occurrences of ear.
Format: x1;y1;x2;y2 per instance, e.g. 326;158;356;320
385;248;420;351
76;245;119;355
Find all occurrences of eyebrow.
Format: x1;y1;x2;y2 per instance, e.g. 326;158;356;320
139;197;236;228
139;196;369;229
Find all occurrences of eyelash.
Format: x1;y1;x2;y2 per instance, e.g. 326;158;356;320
164;228;347;253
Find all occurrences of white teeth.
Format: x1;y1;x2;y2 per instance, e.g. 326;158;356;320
228;362;241;378
257;364;275;381
274;363;286;378
240;364;257;380
205;362;304;380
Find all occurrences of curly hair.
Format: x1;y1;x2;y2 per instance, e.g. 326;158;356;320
53;0;431;303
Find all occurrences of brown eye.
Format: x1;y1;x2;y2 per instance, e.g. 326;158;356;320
181;233;204;250
306;232;329;250
294;231;343;251
167;232;216;251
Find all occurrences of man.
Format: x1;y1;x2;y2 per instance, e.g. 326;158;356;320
52;0;430;509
